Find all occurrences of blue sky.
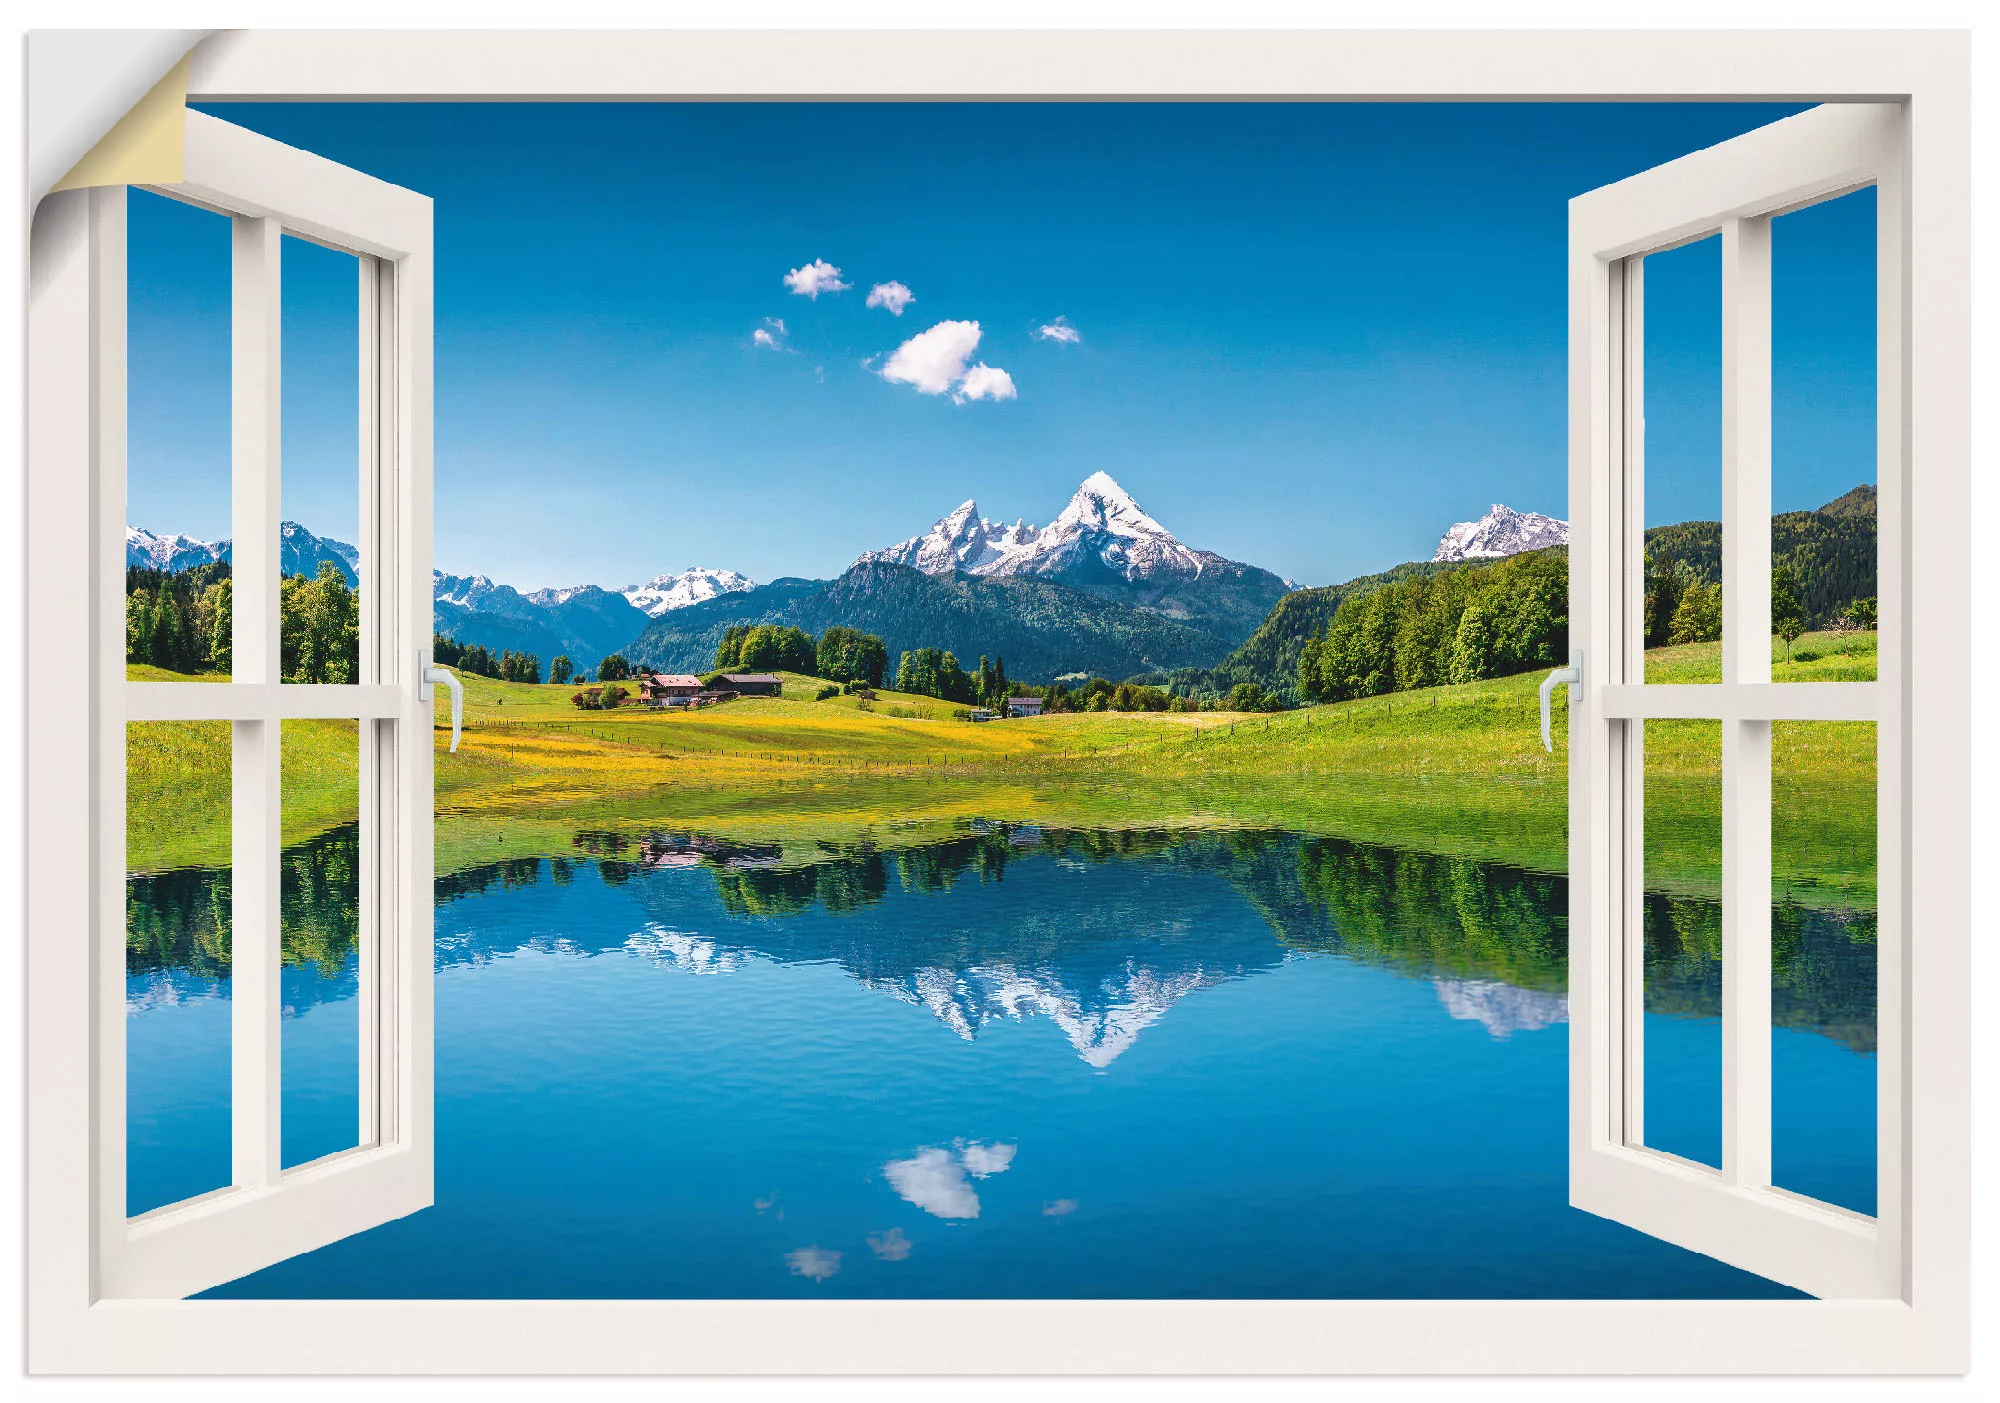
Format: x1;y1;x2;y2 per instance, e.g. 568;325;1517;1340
126;102;1877;591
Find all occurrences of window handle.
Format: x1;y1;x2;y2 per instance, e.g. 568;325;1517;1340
1540;649;1582;753
419;654;464;753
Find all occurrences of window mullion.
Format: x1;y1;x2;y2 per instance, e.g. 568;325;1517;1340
1617;254;1647;1150
229;214;284;1190
1719;213;1774;1190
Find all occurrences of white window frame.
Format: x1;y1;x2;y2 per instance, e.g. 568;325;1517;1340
1567;102;1908;1302
30;113;436;1305
24;29;1969;1375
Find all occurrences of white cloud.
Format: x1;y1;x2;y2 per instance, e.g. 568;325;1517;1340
959;1140;1017;1177
866;280;915;316
953;364;1017;404
881;319;982;395
752;317;788;350
1042;1198;1079;1217
783;258;850;299
882;1142;1017;1219
880;320;1017;405
867;1227;912;1262
1035;316;1081;344
784;1245;842;1281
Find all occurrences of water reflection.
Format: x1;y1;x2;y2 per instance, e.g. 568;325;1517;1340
143;820;1875;1300
127;824;363;1011
422;824;1870;1062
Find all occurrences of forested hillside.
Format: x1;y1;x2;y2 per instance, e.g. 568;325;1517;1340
1200;485;1877;702
629;561;1233;681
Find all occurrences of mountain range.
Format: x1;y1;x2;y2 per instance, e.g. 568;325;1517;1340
625;474;1290;678
1431;504;1569;563
129;478;1616;685
857;471;1293;643
621;567;757;618
127;521;360;586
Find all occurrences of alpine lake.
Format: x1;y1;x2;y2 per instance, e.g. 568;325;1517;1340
125;811;1876;1299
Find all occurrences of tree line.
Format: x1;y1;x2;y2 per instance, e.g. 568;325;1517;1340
432;634;543;684
1297;547;1568;703
129;560;361;684
711;623;891;687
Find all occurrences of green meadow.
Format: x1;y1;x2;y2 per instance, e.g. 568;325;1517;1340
125;630;1877;908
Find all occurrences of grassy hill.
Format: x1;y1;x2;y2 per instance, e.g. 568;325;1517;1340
124;633;1876;913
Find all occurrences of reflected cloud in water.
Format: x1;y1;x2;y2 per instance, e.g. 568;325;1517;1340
784;1245;841;1281
867;1227;912;1262
883;1141;1017;1219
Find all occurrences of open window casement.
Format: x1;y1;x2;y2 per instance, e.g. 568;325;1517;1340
57;111;435;1300
24;29;1968;1377
1566;103;1904;1301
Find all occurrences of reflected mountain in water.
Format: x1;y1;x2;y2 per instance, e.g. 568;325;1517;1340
129;821;1877;1063
1430;978;1569;1038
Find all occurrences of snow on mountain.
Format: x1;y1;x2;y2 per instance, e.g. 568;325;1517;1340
857;960;1224;1067
857;471;1217;585
1430;504;1569;563
126;526;226;573
1430;977;1568;1039
433;570;522;614
621;566;758;618
127;521;360;586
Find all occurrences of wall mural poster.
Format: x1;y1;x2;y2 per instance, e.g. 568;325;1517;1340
123;101;1878;1299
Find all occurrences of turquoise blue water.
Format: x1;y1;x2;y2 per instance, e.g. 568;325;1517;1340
124;825;1875;1298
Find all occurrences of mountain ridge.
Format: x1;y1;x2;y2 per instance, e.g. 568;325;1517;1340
856;471;1291;644
1432;504;1569;563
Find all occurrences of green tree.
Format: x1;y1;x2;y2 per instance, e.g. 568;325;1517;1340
146;586;186;671
816;626;888;685
279;562;359;683
713;625;748;671
1844;596;1878;630
127;588;155;664
1771;565;1806;659
1449;600;1495;685
201;578;232;675
550;654;574;685
1227;681;1266;712
893;647;973;703
1668;580;1723;646
597;653;631;681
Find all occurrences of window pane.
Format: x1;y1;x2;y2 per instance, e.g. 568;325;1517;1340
1641;235;1724;683
280;235;363;685
126;190;233;684
1639;718;1723;1168
1772;188;1879;683
126;720;232;1215
281;718;364;1167
1771;721;1877;1214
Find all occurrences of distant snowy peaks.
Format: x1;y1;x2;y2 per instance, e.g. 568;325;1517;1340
1431;503;1569;563
858;499;1036;577
126;525;226;573
857;472;1212;584
621;566;758;617
128;521;359;586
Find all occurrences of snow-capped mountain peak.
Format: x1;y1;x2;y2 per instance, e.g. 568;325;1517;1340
854;471;1212;585
127;521;359;585
126;525;226;573
621;566;757;617
1431;503;1569;563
